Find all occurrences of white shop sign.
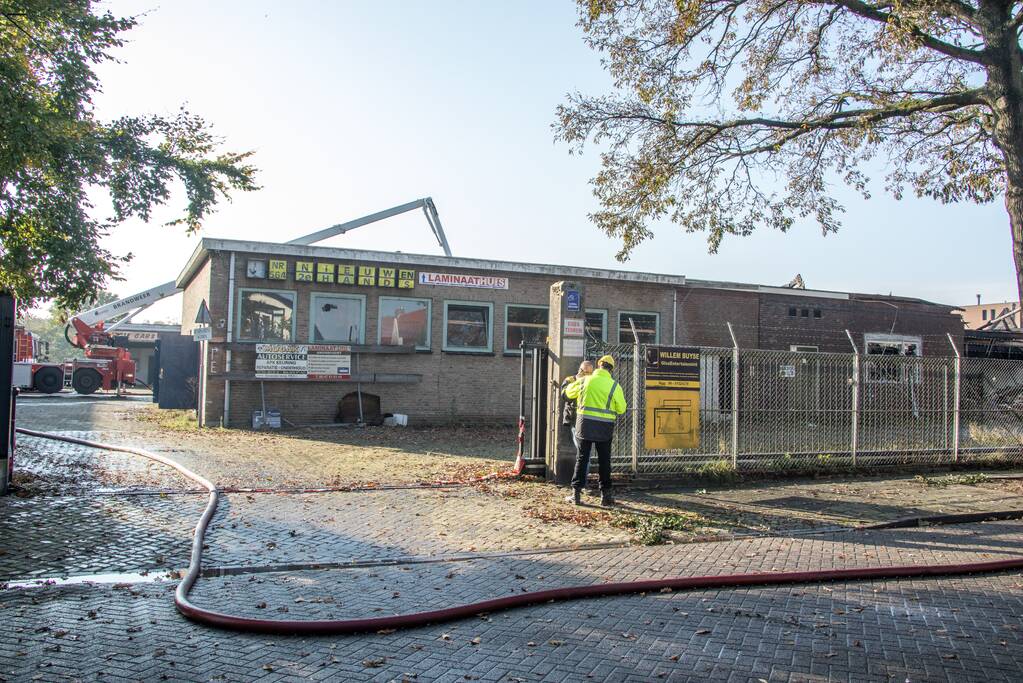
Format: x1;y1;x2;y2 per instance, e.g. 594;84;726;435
127;331;160;342
255;344;351;380
562;338;585;357
418;272;509;289
192;328;212;342
563;318;585;337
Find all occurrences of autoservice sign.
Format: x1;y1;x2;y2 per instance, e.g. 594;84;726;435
255;344;351;380
418;272;508;289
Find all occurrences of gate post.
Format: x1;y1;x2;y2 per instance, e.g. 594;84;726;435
727;323;739;468
0;293;14;495
845;330;859;467
546;281;587;484
947;333;961;463
630;327;640;476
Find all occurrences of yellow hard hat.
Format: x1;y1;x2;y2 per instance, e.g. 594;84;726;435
598;354;615;368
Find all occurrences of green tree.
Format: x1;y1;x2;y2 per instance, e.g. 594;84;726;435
0;0;258;310
556;1;1023;303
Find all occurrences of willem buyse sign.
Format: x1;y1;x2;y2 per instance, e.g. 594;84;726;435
643;346;701;450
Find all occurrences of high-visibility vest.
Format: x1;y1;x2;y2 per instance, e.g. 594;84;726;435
564;368;627;441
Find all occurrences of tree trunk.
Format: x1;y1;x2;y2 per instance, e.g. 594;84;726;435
1008;173;1023;316
979;3;1023;317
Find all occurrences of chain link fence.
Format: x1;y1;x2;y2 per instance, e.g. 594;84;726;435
586;340;1023;476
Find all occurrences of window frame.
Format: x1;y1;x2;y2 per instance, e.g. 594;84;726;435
235;287;298;343
442;300;494;354
790;345;819;353
503;303;549;354
617;310;660;345
863;333;923;384
377;296;432;351
584;308;608;343
309;292;367;344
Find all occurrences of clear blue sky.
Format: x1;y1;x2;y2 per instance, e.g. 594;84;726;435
93;0;1015;322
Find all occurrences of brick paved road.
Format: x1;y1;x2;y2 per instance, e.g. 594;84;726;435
3;397;1023;681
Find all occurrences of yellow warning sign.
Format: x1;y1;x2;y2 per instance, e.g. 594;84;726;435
644;346;700;450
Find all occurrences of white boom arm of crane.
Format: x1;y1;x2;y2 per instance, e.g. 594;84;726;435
286;197;453;256
73;280;181;330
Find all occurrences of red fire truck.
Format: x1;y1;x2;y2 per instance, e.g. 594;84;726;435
13;282;178;395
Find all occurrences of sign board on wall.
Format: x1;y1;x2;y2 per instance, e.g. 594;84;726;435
248;259;414;289
562;338;585;357
255;344;351;380
643;346;701;450
192;327;212;342
418;272;509;289
563;318;585;337
566;290;581;311
126;332;160;342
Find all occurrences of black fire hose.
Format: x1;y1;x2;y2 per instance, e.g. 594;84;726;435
14;428;1023;635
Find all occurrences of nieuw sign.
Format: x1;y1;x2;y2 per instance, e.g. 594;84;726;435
418;272;509;290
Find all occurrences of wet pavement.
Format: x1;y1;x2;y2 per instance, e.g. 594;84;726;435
2;396;1023;681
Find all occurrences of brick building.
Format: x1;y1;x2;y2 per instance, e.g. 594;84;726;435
176;238;964;427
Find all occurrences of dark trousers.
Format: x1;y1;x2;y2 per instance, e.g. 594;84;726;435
571;439;612;492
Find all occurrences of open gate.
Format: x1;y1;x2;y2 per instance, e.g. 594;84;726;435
518;341;547;475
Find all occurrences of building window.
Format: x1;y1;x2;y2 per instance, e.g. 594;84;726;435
443;301;493;353
813;309;822;319
310;293;365;343
982;310;988;320
864;333;922;383
237;289;296;342
790;345;819;353
378;297;431;350
618;311;659;344
505;304;548;353
788;307;797;317
585;309;607;342
800;308;809;317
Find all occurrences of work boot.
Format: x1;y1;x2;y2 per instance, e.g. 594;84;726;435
600;491;615;507
565;489;581;506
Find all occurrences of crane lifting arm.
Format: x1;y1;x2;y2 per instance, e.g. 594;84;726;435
286;197;452;257
67;280;181;349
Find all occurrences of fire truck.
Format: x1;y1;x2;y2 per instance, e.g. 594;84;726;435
13;282;179;395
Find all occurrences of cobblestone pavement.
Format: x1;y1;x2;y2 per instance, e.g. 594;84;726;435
3;396;1023;681
628;473;1023;532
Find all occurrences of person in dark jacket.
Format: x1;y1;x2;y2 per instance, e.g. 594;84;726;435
560;360;594;428
563;355;627;506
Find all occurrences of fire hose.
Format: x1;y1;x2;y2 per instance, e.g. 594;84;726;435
14;428;1023;635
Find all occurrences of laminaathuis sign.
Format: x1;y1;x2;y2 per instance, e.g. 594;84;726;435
643;346;701;450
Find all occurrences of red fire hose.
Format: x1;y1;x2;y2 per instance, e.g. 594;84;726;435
15;428;1023;635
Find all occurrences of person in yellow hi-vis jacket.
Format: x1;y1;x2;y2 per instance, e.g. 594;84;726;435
563;354;627;506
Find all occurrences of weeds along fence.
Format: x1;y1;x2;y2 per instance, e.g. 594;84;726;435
585;341;1023;476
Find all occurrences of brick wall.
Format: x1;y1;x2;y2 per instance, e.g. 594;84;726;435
758;294;963;355
185;250;681;427
179;248;966;428
675;288;760;348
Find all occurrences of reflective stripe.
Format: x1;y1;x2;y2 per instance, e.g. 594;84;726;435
604;381;619;410
580;414;615;423
582;406;615;415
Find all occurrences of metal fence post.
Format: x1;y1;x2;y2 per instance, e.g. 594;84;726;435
845;330;859;467
727;323;739;468
948;333;961;463
628;318;641;476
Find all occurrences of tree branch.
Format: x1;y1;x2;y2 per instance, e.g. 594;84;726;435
827;0;989;64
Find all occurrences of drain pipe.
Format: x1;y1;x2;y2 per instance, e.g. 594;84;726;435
672;289;677;345
14;428;1023;636
223;253;236;427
